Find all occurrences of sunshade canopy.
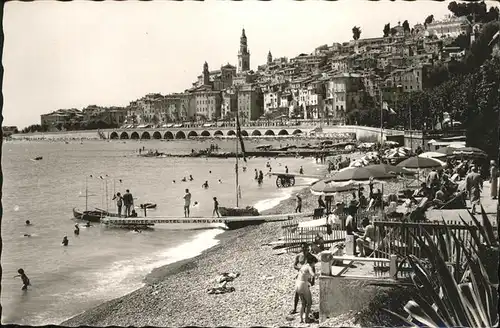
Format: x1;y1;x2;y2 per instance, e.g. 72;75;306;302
396;156;444;169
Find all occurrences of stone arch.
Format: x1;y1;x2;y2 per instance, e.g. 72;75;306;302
264;130;275;136
241;130;249;136
201;130;211;137
214;130;224;136
292;129;303;135
278;129;289;136
120;131;129;139
164;131;174;139
110;132;119;139
152;131;162;139
187;131;198;138
141;131;151;139
175;131;186;139
251;130;262;136
131;132;140;140
227;130;236;136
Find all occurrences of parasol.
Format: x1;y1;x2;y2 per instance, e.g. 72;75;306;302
452;147;487;159
366;163;416;176
436;146;460;156
325;166;396;182
310;180;359;196
419;151;447;159
396;156;445;169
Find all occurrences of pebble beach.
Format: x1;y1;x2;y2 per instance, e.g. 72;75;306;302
62;183;361;327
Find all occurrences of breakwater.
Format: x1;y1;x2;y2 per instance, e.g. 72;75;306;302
147;149;354;159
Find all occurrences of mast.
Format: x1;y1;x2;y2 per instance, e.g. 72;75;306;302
85;176;88;211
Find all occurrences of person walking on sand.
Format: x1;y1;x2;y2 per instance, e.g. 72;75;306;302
299;166;304;175
183;189;192;218
285;165;289;174
490;160;498;200
14;268;30;290
290;243;318;315
466;166;483;214
113;192;123;217
295;195;302;213
213;197;220;218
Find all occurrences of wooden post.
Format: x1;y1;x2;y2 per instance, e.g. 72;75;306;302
389;254;397;279
319;251;333;276
144;206;147;217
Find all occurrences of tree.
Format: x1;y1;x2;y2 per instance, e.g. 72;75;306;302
402;20;410;34
352;26;361;41
383;23;391;37
424;14;434;27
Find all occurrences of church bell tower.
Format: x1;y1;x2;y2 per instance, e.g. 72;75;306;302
238;28;250;73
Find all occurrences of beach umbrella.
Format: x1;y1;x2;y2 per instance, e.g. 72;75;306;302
367;163;416;176
396;156;444;169
326;166;396;182
419;151;447;159
452;147;487;159
436;146;460;156
310;180;358;196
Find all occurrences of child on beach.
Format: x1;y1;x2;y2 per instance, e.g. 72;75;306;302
14;268;30;290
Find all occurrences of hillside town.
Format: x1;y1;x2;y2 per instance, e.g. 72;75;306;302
35;7;499;133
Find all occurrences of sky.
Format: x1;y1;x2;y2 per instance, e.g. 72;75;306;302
1;0;480;128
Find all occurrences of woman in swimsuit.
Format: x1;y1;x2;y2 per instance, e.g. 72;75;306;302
295;256;316;323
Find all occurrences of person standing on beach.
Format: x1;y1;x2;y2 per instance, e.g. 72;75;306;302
295;195;302;213
184;189;192;218
290;243;317;315
254;169;258;180
295;256;316;323
466;166;483;214
14;268;30;290
213;197;220;218
285;166;289;174
299;166;304;175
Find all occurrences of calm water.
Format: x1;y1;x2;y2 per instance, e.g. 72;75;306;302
1;139;323;325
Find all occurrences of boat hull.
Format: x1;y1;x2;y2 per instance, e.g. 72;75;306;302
73;208;119;223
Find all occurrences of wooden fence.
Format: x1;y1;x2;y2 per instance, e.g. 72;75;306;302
372;220;483;279
281;218;346;253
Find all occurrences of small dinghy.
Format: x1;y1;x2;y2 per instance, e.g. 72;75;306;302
34;156;43;161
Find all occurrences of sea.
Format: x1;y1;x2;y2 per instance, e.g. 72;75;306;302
1;138;324;325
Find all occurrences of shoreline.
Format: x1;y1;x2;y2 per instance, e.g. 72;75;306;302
61;172;325;327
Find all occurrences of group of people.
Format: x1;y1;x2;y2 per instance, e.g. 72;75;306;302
112;189;135;218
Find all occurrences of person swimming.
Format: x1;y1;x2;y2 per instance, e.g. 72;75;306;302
202;181;209;189
62;236;69;246
23;233;31;237
181;177;187;182
74;224;80;235
189;175;194;181
209;170;212;174
173;180;176;183
14;268;30;290
218;179;222;184
25;220;31;226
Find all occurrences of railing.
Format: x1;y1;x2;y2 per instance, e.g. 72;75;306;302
281;218;346;253
372;220;482;278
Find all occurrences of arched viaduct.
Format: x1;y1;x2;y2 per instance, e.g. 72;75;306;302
106;125;403;142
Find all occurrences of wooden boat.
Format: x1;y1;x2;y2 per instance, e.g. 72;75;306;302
73;207;121;222
34;156;43;161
